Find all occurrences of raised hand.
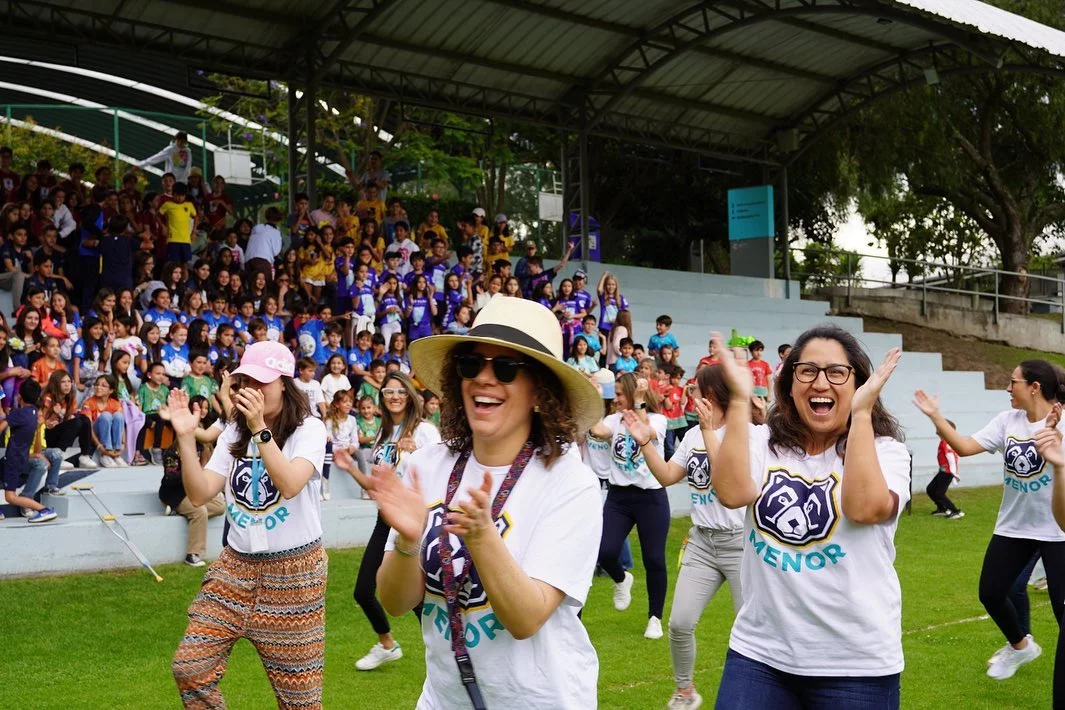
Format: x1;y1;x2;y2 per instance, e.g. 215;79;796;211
692;397;715;431
913;389;940;419
1035;422;1065;468
711;331;753;400
621;409;654;445
233;387;267;432
367;464;427;542
853;347;900;415
445;471;496;545
165;389;201;437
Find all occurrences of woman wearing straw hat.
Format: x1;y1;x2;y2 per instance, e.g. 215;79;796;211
167;341;328;708
332;372;441;672
373;296;604;709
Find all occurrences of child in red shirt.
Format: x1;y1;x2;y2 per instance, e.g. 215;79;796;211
926;418;962;518
747;339;773;400
661;365;689;460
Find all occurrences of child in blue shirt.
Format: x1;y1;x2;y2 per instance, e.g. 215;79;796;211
318;323;349;368
201;292;232;341
141;287;178;338
161;322;191;385
613;337;638;374
1;380;58;522
647;314;680;360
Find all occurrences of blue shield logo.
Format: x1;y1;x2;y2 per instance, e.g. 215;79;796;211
754;469;839;547
1004;437;1045;478
685;449;711;490
612;433;644;473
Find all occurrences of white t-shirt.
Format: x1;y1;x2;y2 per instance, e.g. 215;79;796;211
325;414;358;448
294;378;326;418
387;443;601;710
321;373;352;405
205;418;327;554
372;421;441;476
729;424;911;676
602;412;667;489
582;435;611;481
972;409;1065;542
669;426;744;531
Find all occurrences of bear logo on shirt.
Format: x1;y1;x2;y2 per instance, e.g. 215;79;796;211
231;458;282;512
685;449;711;490
1004;437;1045;479
754;469;839;547
422;503;511;611
612;433;644;474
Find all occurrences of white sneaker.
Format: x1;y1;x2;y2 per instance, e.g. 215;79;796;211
988;641;1012;665
78;455;99;469
59;461;75;471
114;456;129;467
355;642;403;671
20;507;33;518
613;571;634;611
644;615;663;639
667;687;703;709
98;456;115;468
988;636;1042;679
321;478;332;501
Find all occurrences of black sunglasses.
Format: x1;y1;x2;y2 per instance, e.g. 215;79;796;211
456;353;528;384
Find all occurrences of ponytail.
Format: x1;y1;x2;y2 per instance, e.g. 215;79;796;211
1018;360;1065;403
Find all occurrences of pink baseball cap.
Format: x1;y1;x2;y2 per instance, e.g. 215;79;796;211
231;341;295;383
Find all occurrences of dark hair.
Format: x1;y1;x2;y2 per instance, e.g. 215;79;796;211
14;305;43;343
748;340;765;353
229;376;312;458
376;372;424;447
369;358;387;371
110;350;134;395
173;182;188;196
1018;360;1065;403
656;314;672;327
296;356;317;372
619;337;634;348
18;378;41;406
187;318;210;351
768;325;903;457
456;245;473;259
696;364;731;414
44;369;73;412
140;322;163;363
778;343;791;357
438;343;576;466
108;215;130;235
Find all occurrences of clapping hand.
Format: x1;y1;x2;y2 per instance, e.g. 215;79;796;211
913;389;940;419
163;389;202;437
444;471;497;545
620;409;654;445
1036;403;1065;467
711;331;753;400
367;464;427;542
692;397;715;431
853;348;900;415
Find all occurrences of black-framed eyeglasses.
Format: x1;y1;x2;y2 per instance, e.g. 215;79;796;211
793;362;854;385
456;353;528;384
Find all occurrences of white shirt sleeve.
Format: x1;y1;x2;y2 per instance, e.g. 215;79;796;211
747;423;771;484
668;426;692;468
971;411;1009;453
520;458;603;606
138;144;172;169
289;417;328;477
204;423;238;477
874;437;913;521
414;421;442;449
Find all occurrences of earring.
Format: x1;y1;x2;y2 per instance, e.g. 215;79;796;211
534;404;540;413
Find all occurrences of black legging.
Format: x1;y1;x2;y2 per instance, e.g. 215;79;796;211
925;469;958;513
979;535;1065;706
354;514;422;635
45;415;93;455
597;485;670;619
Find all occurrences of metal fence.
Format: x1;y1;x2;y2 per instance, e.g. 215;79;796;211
788;245;1065;332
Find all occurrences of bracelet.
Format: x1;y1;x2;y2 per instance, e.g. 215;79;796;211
636;437;651;448
394;537;420;557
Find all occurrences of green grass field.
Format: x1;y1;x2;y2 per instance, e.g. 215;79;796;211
2;485;1056;708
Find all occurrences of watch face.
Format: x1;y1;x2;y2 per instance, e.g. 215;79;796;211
258;430;272;443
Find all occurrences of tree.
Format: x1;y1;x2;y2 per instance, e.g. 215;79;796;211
794;0;1065;312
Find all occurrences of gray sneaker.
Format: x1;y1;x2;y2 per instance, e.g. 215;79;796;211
184;554;206;567
151;449;164;466
667;688;703;709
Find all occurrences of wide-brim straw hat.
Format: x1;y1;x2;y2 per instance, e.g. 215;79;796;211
410;296;603;432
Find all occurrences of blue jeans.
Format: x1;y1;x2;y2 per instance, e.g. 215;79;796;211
94;412;125;451
715;649;900;710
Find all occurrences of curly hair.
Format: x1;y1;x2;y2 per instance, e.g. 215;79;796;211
768;324;903;457
438;343;577;466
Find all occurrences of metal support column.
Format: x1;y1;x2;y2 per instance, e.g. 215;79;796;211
286;86;299;213
780;166;791;299
305;74;318;207
113;109;121;189
559;138;570;251
578;133;590;272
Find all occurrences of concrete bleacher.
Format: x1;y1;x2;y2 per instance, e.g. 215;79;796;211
0;261;1009;577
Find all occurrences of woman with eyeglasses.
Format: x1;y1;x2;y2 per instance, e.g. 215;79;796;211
333;372;440;672
712;326;909;710
589;371;670;640
916;359;1065;694
167;341;328;708
370;297;603;708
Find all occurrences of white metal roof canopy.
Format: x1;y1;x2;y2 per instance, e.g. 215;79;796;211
2;0;1065;164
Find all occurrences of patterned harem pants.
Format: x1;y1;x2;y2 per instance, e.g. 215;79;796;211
172;540;328;708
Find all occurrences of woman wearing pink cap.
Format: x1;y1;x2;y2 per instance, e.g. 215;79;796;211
167;340;329;708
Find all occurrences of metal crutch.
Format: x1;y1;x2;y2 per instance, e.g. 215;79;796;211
71;484;163;582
